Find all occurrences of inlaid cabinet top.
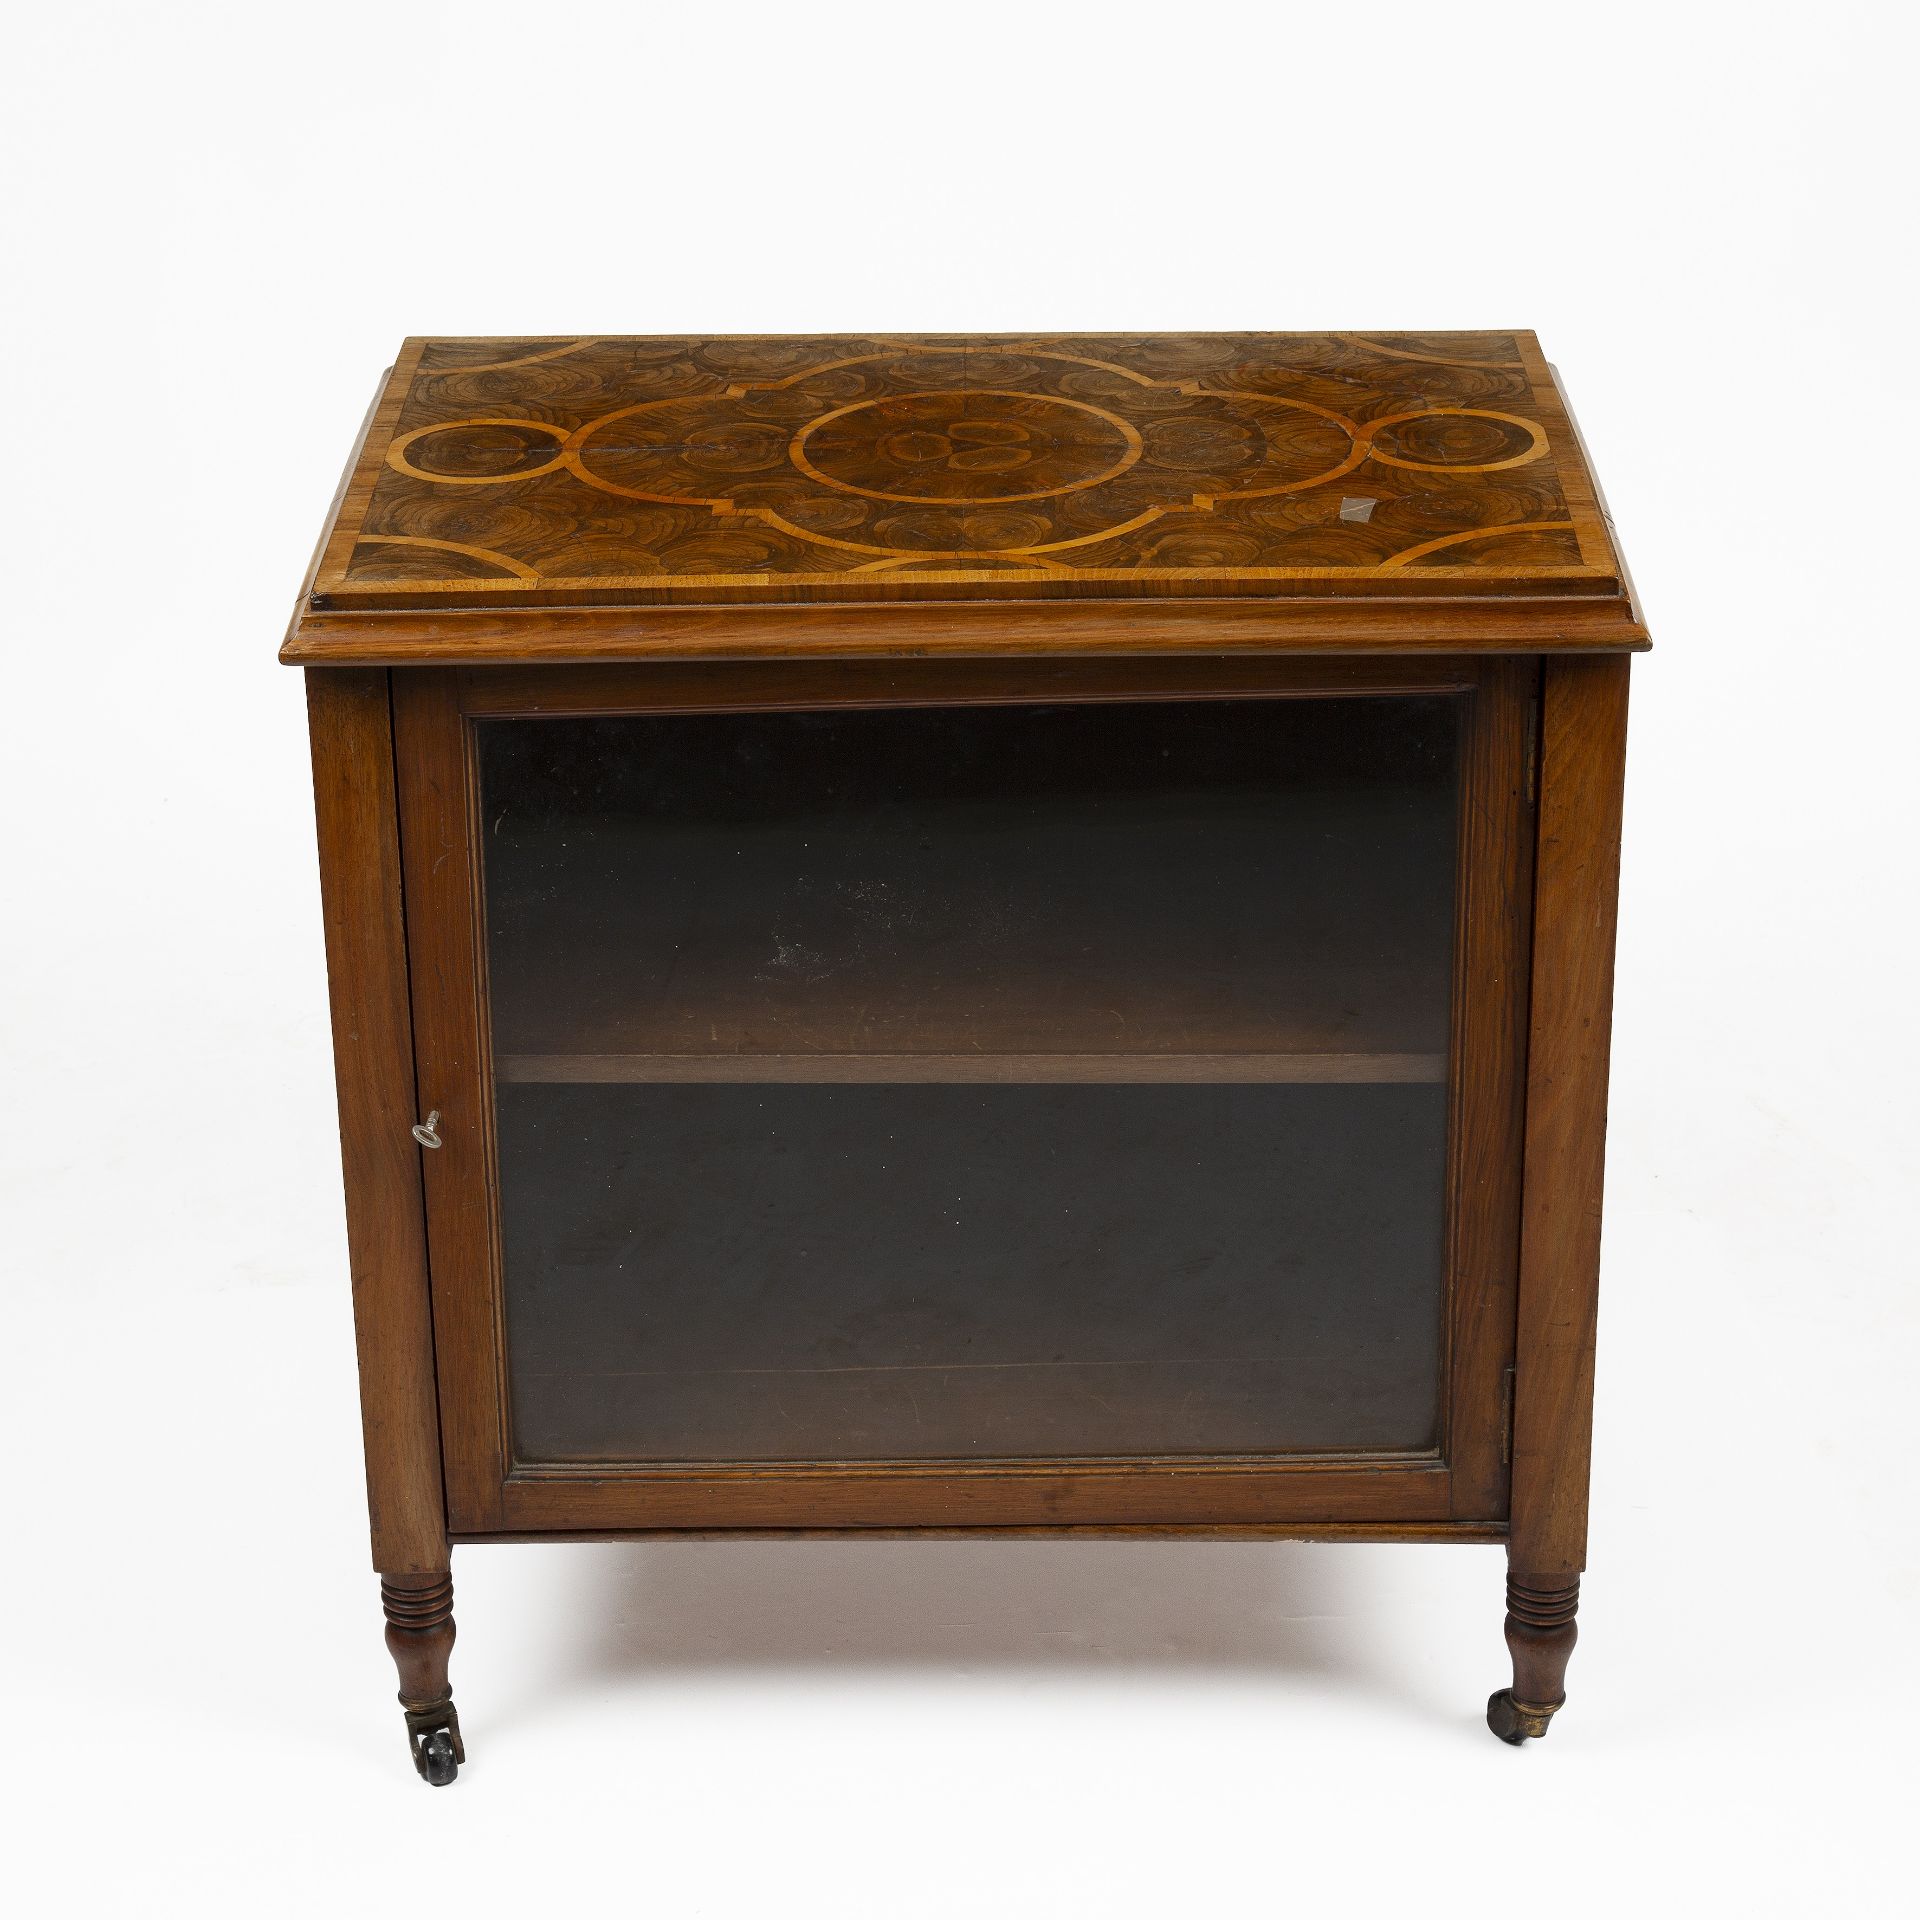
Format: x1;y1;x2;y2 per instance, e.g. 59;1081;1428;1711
290;332;1644;661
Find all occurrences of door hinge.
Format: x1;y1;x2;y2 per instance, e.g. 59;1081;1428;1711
1500;1365;1516;1465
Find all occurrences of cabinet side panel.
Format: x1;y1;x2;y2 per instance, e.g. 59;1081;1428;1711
305;667;448;1572
1510;653;1630;1574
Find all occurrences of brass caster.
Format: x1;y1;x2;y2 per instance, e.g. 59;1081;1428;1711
404;1699;466;1786
1486;1688;1561;1745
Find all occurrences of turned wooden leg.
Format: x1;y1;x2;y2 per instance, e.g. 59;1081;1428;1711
382;1570;464;1785
1487;1570;1579;1744
1496;659;1628;1746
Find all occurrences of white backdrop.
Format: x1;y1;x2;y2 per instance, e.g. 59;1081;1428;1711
4;3;1913;1912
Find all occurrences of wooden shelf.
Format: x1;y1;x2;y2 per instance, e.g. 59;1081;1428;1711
497;1050;1445;1085
480;701;1460;1091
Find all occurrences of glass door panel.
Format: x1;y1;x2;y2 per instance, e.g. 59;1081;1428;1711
477;696;1459;1464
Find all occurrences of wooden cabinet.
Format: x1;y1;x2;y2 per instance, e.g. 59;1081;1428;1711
288;332;1643;1782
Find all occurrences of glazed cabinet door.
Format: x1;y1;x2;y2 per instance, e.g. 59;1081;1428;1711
394;658;1533;1534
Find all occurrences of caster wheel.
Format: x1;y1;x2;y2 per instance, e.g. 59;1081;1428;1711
1486;1689;1527;1744
1486;1688;1558;1745
420;1727;459;1787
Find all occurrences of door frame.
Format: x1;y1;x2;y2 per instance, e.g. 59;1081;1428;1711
391;653;1535;1535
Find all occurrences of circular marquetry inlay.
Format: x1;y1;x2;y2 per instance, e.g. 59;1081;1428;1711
1365;408;1546;472
360;337;1577;589
790;391;1143;504
387;418;568;483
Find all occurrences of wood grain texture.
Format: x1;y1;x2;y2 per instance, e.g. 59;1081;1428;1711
283;593;1647;665
381;1569;464;1780
1488;1571;1581;1742
390;671;509;1535
283;332;1641;657
1509;653;1630;1575
1442;658;1534;1519
290;319;1644;1729
452;653;1480;713
304;669;448;1573
312;332;1616;604
380;1570;456;1711
494;1462;1455;1532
